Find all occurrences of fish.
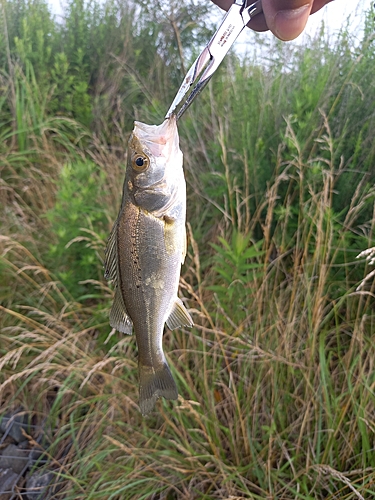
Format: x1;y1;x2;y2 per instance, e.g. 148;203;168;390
104;116;193;416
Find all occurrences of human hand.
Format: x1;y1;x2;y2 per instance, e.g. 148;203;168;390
211;0;334;41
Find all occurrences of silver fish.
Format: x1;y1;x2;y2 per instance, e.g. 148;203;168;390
104;116;193;416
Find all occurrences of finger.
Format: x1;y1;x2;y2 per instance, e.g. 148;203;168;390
261;0;314;41
247;13;269;32
212;0;333;39
248;0;334;34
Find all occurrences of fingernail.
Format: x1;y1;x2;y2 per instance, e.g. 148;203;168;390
274;4;311;41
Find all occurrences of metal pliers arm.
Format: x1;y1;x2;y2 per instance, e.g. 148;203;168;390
165;0;263;120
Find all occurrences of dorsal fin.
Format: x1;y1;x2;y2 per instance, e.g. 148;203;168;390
104;216;133;335
109;288;133;335
104;217;119;285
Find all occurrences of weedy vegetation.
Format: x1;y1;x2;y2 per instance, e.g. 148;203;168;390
1;0;375;498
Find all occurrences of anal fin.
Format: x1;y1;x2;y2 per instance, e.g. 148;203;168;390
109;288;133;335
166;298;193;330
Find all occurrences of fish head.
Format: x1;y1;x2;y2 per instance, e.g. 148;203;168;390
126;117;184;215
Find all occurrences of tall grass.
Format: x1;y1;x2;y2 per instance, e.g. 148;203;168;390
1;0;375;498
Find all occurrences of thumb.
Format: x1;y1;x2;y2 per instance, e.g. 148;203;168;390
263;0;313;41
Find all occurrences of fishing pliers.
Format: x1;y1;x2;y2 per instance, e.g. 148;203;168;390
166;0;263;120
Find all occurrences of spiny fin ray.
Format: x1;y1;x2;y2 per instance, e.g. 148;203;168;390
104;218;118;285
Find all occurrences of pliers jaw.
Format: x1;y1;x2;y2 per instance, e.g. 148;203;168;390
166;46;212;120
165;0;263;120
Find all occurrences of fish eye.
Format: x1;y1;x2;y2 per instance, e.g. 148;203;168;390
132;154;149;172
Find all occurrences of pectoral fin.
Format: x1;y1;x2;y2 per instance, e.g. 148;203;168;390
166;298;193;330
109;288;133;335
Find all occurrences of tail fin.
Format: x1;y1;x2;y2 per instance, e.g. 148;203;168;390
138;362;178;416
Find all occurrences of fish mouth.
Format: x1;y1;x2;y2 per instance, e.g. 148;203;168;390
133;116;179;158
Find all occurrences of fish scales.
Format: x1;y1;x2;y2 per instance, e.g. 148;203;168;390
118;203;182;352
104;117;193;416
